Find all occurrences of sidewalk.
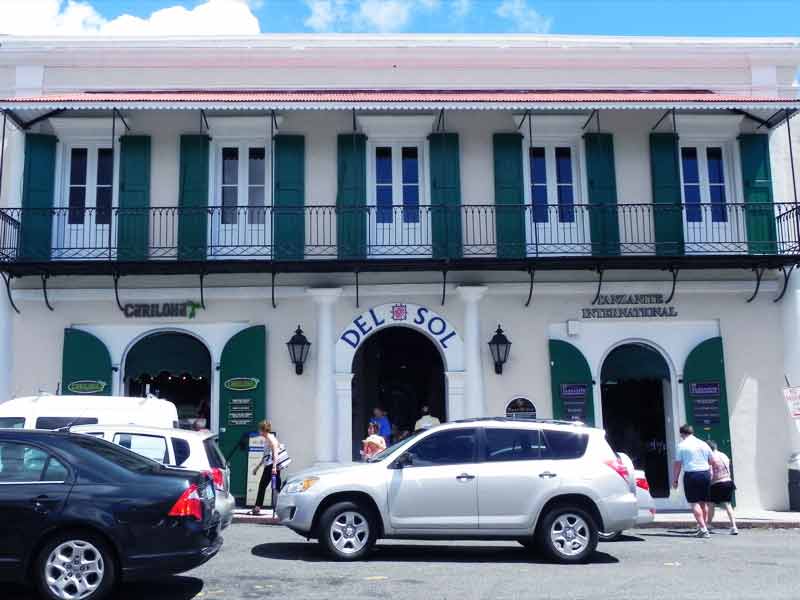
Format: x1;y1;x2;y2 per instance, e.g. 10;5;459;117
233;507;279;525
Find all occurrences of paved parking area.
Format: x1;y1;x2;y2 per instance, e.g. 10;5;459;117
8;524;800;600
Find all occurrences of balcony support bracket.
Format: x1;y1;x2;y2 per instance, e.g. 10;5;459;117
746;266;767;303
524;267;536;307
441;269;447;306
41;273;54;312
591;268;604;305
2;273;20;315
355;270;360;308
774;264;795;303
113;273;124;313
665;267;679;304
199;272;206;310
271;271;277;309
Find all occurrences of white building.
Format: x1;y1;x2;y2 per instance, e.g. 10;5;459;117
1;34;799;510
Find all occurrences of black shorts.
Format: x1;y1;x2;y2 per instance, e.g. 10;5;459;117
683;470;711;503
709;481;736;504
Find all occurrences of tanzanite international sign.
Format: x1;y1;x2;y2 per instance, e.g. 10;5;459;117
560;383;589;422
581;293;678;320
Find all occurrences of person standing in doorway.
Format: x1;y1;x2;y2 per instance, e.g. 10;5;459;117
251;420;281;516
414;405;441;432
672;424;713;538
371;407;392;446
707;440;738;535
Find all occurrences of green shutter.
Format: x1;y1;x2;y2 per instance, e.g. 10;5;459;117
117;136;151;261
429;133;463;259
649;133;685;256
61;328;112;396
739;134;777;254
337;134;367;259
493;133;526;259
549;339;595;426
584;133;620;256
219;325;266;500
683;337;733;461
20;134;57;261
178;135;210;261
273;135;305;260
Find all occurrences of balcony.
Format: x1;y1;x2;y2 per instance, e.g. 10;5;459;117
0;202;797;276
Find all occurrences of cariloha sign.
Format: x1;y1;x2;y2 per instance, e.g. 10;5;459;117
335;303;464;372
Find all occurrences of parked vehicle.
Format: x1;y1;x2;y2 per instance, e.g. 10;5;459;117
0;429;222;600
277;418;637;563
599;465;656;541
70;424;234;529
0;395;179;430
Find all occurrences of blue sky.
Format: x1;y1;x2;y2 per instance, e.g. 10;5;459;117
84;0;800;36
3;0;800;37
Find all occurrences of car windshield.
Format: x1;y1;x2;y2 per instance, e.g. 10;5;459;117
70;434;160;473
367;430;424;462
0;417;25;429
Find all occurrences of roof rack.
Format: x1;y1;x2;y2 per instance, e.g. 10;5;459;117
452;417;587;427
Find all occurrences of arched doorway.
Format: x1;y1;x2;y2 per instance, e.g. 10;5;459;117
601;343;671;498
351;327;446;460
124;331;212;430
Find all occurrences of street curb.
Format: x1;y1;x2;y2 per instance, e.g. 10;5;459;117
640;521;800;530
233;515;280;525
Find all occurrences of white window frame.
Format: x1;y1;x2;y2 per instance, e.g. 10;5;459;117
678;141;739;217
521;140;584;220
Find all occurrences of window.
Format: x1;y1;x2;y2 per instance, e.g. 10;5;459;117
114;433;169;464
407;428;477;466
69;435;157;473
65;146;114;226
527;145;576;224
540;430;589;460
203;437;226;470
372;143;422;225
173;437;192;467
0;443;67;483
0;417;25;428
485;428;544;462
681;145;729;223
35;417;98;430
217;143;268;226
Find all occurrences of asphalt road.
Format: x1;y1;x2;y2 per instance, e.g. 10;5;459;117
8;525;800;600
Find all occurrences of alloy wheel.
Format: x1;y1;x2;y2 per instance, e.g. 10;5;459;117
550;513;590;558
44;540;105;600
329;510;370;555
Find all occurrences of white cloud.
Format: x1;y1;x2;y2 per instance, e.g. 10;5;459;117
355;0;414;32
304;0;349;32
303;0;440;33
496;0;552;33
450;0;472;18
0;0;261;36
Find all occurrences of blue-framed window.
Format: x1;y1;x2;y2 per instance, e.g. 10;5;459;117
681;144;728;224
373;143;422;225
528;145;576;224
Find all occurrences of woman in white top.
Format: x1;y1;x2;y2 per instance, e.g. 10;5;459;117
251;420;281;515
707;440;738;535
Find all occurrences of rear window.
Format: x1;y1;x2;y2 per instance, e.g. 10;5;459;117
540;429;589;460
36;417;98;430
485;428;544;462
0;417;25;429
113;433;169;464
172;438;191;466
203;438;226;469
68;435;158;473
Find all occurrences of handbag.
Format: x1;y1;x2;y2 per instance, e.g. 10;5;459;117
264;442;292;471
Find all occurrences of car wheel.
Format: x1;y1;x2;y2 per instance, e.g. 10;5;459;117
598;530;623;542
318;501;377;561
537;505;598;564
34;531;116;600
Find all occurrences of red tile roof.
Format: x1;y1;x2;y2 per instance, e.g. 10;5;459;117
2;89;798;105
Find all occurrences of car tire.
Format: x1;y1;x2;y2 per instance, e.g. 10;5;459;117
318;501;377;561
537;505;599;564
598;530;624;542
34;530;116;600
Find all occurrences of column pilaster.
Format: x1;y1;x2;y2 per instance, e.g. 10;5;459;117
456;285;488;418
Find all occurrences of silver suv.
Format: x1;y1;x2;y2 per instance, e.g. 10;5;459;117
277;419;637;563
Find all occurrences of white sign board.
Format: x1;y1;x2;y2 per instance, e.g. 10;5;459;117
246;433;265;507
785;387;800;420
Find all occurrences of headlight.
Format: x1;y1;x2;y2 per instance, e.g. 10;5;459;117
284;477;319;493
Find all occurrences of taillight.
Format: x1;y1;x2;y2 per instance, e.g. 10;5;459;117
636;477;650;491
206;468;225;491
168;484;204;521
604;458;630;482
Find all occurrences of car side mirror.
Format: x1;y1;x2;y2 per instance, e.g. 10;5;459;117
393;452;413;469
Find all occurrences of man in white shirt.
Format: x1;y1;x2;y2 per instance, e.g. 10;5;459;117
672;424;713;538
414;405;441;432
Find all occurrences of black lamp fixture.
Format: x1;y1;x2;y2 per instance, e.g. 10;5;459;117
287;325;312;375
488;324;512;374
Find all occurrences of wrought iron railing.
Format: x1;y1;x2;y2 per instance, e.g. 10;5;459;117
0;202;797;264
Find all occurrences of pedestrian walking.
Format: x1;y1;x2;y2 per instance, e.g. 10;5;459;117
360;421;387;461
707;440;738;535
414;404;441;432
371;407;392;446
672;424;713;538
250;420;287;516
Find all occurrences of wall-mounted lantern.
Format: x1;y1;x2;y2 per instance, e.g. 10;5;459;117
287;325;312;375
488;325;511;374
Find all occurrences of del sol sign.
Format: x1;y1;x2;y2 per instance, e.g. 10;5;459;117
581;293;678;320
340;303;459;351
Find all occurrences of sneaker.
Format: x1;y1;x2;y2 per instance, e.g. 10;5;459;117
696;529;711;539
730;528;739;535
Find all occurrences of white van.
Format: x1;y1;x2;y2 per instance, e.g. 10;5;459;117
0;394;179;430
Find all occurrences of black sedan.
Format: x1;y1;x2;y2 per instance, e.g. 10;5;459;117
0;429;222;600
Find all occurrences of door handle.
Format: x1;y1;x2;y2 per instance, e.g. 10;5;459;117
32;495;53;513
539;471;557;479
456;473;475;481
